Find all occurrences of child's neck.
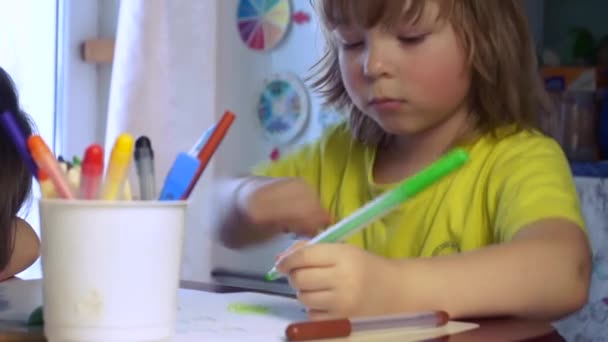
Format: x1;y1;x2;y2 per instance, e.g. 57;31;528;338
373;109;474;185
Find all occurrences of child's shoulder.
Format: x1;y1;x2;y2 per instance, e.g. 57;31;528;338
319;120;352;143
478;126;563;155
474;126;568;172
315;121;359;153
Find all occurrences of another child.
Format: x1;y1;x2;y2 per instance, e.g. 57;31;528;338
0;67;41;280
214;0;591;321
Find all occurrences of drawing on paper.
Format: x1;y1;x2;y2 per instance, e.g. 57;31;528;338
227;303;272;315
175;290;307;339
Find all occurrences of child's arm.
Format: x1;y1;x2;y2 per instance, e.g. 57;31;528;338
214;176;330;249
390;219;591;320
214;177;278;248
0;218;40;281
279;218;590;321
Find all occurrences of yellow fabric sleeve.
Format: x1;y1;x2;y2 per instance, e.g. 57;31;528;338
490;135;585;242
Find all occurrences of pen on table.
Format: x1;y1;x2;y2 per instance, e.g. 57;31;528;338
79;144;104;200
0;111;38;177
158;153;200;201
181;110;236;199
38;169;57;199
101;133;134;200
285;311;449;341
188;122;217;157
134;136;156;200
264;148;470;281
27;135;75;199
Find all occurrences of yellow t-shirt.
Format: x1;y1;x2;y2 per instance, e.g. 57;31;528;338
252;123;585;258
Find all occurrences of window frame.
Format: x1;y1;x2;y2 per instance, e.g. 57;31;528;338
55;0;102;158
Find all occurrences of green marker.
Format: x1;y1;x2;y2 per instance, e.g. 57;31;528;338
227;303;271;315
264;148;470;282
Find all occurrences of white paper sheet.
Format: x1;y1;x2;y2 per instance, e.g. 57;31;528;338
176;290;307;341
174;290;479;341
0;279;479;341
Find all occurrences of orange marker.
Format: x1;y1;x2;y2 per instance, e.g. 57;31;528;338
285;311;449;341
28;135;75;199
181;111;235;199
38;169;57;199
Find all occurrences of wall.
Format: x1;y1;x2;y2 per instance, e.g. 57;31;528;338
523;0;545;49
543;0;608;64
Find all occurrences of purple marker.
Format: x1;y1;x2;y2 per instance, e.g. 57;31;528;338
0;111;39;177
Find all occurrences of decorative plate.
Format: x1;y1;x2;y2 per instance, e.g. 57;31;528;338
237;0;291;51
257;73;309;144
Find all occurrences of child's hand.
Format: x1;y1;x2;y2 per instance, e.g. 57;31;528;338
237;177;331;237
277;243;395;320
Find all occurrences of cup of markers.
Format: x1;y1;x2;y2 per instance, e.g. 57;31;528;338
0;110;236;342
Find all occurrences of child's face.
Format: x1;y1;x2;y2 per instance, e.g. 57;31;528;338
334;2;471;136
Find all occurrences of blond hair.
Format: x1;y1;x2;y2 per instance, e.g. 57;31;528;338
309;0;550;146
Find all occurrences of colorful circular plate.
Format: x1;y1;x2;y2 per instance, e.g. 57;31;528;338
237;0;291;51
257;74;309;145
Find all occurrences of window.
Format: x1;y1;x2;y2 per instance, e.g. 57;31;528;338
0;0;57;279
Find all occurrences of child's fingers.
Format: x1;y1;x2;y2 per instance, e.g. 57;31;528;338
297;289;335;312
307;309;334;321
275;240;308;261
277;244;337;273
289;267;333;292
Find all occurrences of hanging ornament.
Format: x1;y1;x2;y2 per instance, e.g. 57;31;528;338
292;11;311;25
270;147;281;161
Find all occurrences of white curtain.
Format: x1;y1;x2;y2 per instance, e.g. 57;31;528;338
105;0;173;191
106;0;219;281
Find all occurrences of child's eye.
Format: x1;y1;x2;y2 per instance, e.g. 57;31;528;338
398;35;427;45
340;41;364;50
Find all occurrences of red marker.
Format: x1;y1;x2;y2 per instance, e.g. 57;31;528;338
285;311;449;341
181;111;236;199
79;144;104;199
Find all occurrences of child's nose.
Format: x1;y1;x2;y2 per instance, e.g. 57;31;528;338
363;45;392;79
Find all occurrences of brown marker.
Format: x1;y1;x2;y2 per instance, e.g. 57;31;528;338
286;311;449;341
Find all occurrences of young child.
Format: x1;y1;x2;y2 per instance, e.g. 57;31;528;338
214;0;591;321
0;67;41;280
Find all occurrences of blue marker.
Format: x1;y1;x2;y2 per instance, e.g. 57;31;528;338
159;153;200;201
188;123;217;157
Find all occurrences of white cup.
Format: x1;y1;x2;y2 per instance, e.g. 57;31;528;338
38;199;187;342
